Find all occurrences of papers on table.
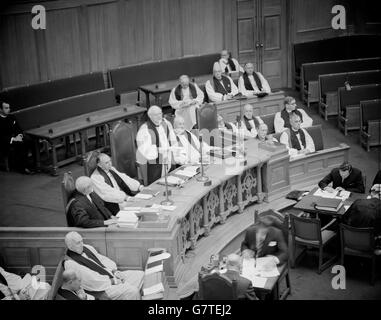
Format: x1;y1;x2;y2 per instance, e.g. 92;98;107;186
157;175;184;186
151;203;177;211
314;188;351;200
143;282;164;296
241;257;279;287
116;210;138;228
134;193;153;200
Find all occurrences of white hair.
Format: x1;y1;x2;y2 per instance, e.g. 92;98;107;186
147;105;162;118
64;231;82;250
244;104;253;111
62;269;79;284
75;176;93;195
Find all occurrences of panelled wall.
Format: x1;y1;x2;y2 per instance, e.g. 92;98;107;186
0;0;236;88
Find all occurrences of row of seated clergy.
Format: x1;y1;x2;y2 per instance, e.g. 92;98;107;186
0;101;35;174
0;266;51;300
63;232;144;300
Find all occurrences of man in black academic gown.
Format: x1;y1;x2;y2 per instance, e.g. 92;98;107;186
0;101;34;174
67;176;118;228
318;161;365;193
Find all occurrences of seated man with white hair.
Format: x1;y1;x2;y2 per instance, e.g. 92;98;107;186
169;75;204;130
239;104;264;138
64;231;144;300
279;112;315;157
136;105;179;185
256;123;278;143
91;153;143;215
205;64;239;102
173;115;211;165
67;176;117;228
0;266;51;300
58;269;95;300
217;49;244;75
238;62;271;96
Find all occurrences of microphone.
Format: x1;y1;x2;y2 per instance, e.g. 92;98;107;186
196;134;210;185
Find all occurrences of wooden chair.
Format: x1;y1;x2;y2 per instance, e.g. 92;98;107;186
260;114;276;134
254;209;291;300
83;150;100;177
61;171;76;213
305;125;324;151
109;121;140;181
197;103;218;131
290;214;337;274
47;258;65;300
198;272;238;300
339;224;377;285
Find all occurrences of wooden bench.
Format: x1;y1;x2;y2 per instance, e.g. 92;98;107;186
293;34;381;91
319;69;381;120
0;72;105;111
360;99;381;151
108;53;219;105
338;84;381;135
301;57;381;107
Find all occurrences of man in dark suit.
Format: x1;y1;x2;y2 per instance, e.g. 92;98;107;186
318;161;365;193
343;184;381;235
241;216;288;265
58;269;95;300
223;254;257;300
0;101;34;174
67;176;118;228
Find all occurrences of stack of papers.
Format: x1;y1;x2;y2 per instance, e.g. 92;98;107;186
157;175;184;186
151;204;177;211
241;257;279;286
314;188;351;200
116;210;139;228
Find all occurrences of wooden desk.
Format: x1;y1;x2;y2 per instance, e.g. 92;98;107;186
139;74;211;108
294;187;366;217
25;105;145;175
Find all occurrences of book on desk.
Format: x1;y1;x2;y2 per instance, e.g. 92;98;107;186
312;197;344;213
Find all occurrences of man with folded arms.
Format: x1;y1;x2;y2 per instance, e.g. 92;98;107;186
64;231;144;300
239;104;264;138
91;153;143;215
169;75;204;131
67;176;118;228
274;96;313;133
238;62;271;96
318;161;365;194
205;64;239;102
279;112;315;157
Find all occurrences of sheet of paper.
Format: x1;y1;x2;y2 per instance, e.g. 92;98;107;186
158;176;184;185
145;264;163;275
134;193;153;200
121;207;142;211
117;211;138;222
257;269;280;278
314;188;337;198
343;205;350;212
143;282;164;296
175;169;197;178
147;252;171;264
151;204;177;211
251;276;267;288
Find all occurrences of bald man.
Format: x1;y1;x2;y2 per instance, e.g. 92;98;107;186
67;176;117;228
239;104;264;138
58;270;95;300
173;116;211;165
169;75;204;130
217;49;244;75
91;153;143;215
224;254;257;300
238;62;271;96
63;232;144;300
205;64;239;102
136;106;179;184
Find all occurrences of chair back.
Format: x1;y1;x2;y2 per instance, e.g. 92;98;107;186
84;150;100;177
110;121;138;179
305;125;324;151
61;172;75;211
273;128;290;144
340;224;375;253
198;272;238;300
290;214;322;243
197;103;218;131
260;114;276;134
47;258;66;300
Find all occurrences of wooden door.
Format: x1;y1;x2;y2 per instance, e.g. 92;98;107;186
236;0;288;88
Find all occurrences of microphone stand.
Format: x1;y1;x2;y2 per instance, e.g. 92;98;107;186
196;134;210;183
161;148;174;206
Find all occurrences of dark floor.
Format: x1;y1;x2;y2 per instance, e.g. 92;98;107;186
0;89;380;299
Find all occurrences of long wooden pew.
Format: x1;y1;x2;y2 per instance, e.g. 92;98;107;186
301;57;381;107
0;72;105;111
109;53;219;104
338;84;381;135
360;99;381;151
319;69;381;120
